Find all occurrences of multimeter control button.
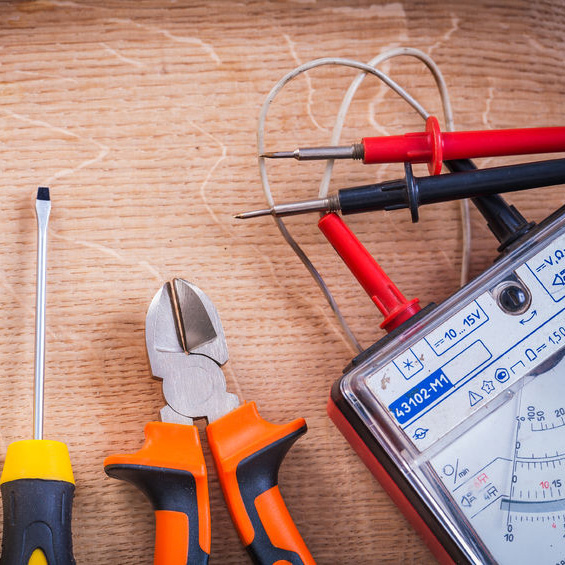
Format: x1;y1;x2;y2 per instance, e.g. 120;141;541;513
495;281;531;314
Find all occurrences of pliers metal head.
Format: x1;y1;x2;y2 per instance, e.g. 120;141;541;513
145;278;239;425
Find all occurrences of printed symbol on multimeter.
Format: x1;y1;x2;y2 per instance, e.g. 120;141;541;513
553;270;565;286
494;367;510;382
527;242;565;301
468;390;483;407
412;427;428;440
460;492;477;508
393;348;423;379
424;301;489;355
442;460;470;485
480;380;495;394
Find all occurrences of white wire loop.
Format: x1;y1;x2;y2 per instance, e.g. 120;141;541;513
257;50;471;352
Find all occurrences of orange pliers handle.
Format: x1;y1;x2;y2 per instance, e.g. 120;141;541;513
104;405;314;565
208;402;315;564
104;422;210;565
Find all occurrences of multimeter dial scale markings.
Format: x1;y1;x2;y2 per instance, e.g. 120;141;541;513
431;359;565;563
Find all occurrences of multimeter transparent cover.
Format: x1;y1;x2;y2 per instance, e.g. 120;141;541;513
340;211;565;564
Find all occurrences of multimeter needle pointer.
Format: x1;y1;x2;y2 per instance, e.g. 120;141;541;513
236;157;565;223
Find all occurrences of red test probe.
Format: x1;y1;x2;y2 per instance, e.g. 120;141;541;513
318;212;420;333
262;116;565;175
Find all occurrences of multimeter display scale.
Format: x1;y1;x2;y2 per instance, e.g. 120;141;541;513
329;207;565;564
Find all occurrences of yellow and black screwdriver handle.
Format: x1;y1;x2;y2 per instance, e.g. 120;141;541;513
104;402;315;565
0;440;75;565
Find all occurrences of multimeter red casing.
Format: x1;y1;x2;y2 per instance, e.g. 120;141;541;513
328;305;463;564
328;206;565;564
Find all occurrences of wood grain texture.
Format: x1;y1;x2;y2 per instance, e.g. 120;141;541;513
0;1;563;563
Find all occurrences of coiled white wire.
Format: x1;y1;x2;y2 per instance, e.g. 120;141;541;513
257;49;471;352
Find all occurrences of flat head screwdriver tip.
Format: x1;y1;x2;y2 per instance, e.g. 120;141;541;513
37;186;50;201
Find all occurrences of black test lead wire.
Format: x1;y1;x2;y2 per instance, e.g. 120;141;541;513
444;159;535;252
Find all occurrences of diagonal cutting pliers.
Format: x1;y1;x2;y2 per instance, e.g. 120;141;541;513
104;278;315;565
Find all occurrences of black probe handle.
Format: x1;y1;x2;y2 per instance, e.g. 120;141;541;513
411;158;565;203
445;159;534;249
445;158;514;212
337;157;565;215
0;479;75;565
337;177;405;214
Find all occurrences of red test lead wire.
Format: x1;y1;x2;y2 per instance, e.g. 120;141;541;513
318;213;421;333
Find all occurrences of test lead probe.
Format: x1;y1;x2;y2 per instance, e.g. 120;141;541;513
236;157;565;223
261;116;565;175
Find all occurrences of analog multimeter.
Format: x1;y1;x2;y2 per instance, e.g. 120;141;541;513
329;206;565;564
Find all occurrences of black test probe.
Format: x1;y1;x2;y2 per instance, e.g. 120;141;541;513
236;158;565;224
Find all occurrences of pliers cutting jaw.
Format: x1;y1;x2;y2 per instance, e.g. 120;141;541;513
145;278;238;425
104;280;315;565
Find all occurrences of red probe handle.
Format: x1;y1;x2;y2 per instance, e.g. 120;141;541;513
362;117;443;174
362;117;565;175
318;213;420;333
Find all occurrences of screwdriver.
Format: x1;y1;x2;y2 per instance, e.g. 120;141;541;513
0;188;75;565
261;116;565;175
236;157;565;223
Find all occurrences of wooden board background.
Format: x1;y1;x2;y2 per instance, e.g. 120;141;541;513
0;1;563;563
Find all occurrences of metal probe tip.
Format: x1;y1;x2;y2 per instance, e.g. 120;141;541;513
260;151;296;159
235;195;336;219
234;208;273;219
261;145;360;161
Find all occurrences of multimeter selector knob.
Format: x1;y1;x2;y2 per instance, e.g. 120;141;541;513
495;281;531;315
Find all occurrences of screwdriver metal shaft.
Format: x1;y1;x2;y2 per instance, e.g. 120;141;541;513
34;187;51;441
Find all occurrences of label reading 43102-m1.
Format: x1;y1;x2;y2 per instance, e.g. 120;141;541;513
388;370;454;424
